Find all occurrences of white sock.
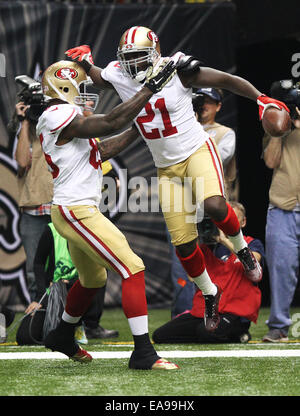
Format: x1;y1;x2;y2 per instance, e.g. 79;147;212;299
228;230;247;253
193;269;217;296
62;310;81;324
128;315;148;336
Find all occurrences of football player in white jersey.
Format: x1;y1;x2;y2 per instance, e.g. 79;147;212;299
37;59;179;370
66;26;289;332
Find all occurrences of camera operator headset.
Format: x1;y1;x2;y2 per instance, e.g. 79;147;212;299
262;79;300;342
192;88;238;202
9;75;53;302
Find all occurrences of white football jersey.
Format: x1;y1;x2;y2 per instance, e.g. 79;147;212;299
36;103;103;206
101;52;209;168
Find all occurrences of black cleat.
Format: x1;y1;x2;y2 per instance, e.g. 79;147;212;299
45;326;92;363
203;285;222;332
129;346;160;370
236;247;262;283
129;349;179;370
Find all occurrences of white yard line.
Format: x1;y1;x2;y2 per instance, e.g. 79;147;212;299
0;349;300;360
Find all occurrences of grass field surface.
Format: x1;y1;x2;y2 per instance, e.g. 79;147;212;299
0;307;299;398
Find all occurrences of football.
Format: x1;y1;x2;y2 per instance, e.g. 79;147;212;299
262;106;291;137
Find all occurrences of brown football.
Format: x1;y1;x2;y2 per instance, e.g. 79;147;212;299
262;107;291;137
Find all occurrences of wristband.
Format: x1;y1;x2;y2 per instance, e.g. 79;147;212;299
17;114;25;121
78;60;92;74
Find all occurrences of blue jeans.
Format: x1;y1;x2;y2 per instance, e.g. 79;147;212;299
167;232;195;318
19;212;51;301
265;207;300;332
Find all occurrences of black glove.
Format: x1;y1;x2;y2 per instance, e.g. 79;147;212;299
144;60;176;94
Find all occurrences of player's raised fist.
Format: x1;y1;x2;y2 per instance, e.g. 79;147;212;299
65;45;94;65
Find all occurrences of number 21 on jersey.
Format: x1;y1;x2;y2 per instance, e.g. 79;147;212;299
136;98;178;140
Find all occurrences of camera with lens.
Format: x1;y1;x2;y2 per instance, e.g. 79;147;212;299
192;91;205;116
270;79;300;120
15;75;47;122
197;216;220;245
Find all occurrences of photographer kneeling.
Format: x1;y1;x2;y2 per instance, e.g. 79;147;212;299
153;202;265;344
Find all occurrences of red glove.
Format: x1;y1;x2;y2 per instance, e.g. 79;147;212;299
65;45;94;65
257;94;290;120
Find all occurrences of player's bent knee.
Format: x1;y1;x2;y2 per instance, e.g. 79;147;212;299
204;196;227;222
175;238;198;258
124;253;145;277
79;269;107;288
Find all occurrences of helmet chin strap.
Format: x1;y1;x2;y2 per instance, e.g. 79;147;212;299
135;65;153;83
135;71;147;83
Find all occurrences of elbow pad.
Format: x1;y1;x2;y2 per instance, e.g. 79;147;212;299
176;55;202;74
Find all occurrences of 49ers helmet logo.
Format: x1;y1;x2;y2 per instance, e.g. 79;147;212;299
147;31;159;43
54;68;78;80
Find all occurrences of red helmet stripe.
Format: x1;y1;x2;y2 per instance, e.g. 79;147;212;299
125;26;139;45
131;26;140;43
124;29;130;45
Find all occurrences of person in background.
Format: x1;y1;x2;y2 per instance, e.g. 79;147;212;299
9;101;53;302
153;201;264;344
194;87;238;201
262;100;300;342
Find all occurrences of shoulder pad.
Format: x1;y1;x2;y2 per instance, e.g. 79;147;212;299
176;55;202;74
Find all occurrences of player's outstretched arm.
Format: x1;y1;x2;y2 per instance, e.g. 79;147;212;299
97;125;139;162
86;65;112;89
58;61;176;142
181;66;262;101
177;57;289;121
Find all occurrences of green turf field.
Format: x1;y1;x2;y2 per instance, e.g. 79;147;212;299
0;307;300;397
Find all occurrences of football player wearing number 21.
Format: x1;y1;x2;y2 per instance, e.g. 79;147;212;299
66;26;291;333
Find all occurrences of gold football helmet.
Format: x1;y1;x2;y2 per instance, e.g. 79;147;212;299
42;60;99;111
117;26;161;82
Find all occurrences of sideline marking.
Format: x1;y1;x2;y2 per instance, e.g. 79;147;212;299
0;350;300;360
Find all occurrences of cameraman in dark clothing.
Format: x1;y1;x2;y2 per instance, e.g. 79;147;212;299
9;92;53;302
6;76;53;302
153;202;264;344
